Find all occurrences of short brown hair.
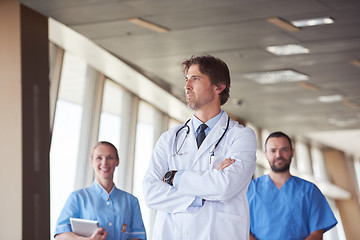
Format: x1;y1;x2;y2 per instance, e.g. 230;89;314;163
265;132;293;151
181;55;231;105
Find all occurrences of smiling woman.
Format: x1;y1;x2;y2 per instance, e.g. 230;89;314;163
54;141;147;240
90;142;119;192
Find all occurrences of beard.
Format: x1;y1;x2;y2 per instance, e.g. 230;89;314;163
185;89;215;110
270;157;291;173
186;98;200;110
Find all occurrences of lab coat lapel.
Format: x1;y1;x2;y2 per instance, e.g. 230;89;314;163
186;119;198;154
192;112;229;167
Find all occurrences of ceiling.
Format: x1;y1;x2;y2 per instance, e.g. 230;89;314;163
20;0;360;156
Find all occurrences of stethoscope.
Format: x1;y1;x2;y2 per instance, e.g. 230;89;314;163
173;116;230;157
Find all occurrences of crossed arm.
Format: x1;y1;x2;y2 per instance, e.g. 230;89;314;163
164;158;236;184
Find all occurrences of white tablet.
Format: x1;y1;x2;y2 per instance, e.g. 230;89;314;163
70;218;99;237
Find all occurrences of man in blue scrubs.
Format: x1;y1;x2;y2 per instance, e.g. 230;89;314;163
247;131;337;240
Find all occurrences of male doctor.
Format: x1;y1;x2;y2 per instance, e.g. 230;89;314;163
143;55;257;240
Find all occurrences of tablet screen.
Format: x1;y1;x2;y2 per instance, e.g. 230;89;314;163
70;218;99;237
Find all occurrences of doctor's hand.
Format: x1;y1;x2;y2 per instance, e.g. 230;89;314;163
217;158;235;170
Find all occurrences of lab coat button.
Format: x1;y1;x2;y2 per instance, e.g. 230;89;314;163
184;231;188;236
106;201;110;205
109;222;112;226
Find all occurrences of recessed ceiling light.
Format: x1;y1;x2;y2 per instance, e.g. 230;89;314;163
128;17;169;33
328;117;360;127
318;95;343;103
291;17;334;27
242;70;309;84
266;44;309;56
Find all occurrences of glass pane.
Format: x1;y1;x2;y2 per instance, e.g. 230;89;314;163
133;101;156;236
354;159;360;193
98;80;124;183
169;117;181;129
50;51;87;238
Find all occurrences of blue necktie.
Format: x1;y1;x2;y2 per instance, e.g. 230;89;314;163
196;124;207;148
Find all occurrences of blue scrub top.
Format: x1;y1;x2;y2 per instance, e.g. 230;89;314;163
247;175;337;240
55;181;146;240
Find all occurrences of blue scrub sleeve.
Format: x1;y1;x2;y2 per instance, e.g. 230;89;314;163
54;193;79;237
128;198;147;239
309;185;338;233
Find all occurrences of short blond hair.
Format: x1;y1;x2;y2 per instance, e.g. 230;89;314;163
90;141;119;159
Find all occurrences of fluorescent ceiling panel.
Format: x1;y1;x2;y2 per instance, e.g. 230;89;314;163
266;44;309;56
327;117;360;127
242;70;309;84
318;95;343;103
291;17;334;27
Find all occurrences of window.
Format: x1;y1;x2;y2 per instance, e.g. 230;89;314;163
50;52;87;237
168;117;181;129
98;79;135;188
133;101;158;237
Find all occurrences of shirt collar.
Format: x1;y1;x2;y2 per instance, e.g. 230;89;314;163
192;110;223;134
93;180;115;200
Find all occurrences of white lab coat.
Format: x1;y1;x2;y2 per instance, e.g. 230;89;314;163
143;112;257;240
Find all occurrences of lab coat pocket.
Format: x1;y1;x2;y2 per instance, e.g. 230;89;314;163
214;212;246;240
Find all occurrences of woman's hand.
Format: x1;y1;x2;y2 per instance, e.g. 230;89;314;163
55;228;108;240
90;228;108;240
